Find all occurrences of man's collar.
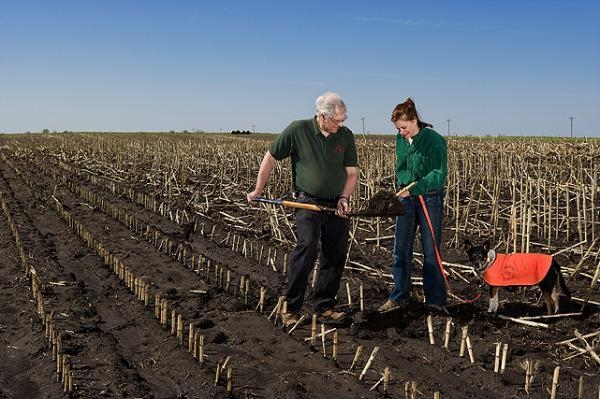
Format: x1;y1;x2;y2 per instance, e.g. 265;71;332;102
311;116;322;135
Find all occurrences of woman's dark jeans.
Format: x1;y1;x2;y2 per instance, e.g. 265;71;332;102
389;190;447;307
285;209;350;314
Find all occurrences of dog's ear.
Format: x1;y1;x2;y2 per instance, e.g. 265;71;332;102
482;239;490;252
464;239;472;251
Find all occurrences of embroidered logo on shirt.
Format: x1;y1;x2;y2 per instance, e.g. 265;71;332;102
335;144;345;154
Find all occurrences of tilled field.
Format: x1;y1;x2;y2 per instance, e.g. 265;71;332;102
0;134;599;399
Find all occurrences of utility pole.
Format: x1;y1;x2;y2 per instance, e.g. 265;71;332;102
568;117;575;138
252;124;255;133
446;119;451;136
361;117;366;136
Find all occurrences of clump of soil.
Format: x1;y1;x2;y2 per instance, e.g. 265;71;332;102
355;190;404;217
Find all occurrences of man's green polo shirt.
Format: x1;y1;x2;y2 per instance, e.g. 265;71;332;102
269;117;358;199
395;127;447;195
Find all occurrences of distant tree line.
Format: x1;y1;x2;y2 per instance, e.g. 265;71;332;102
230;130;251;135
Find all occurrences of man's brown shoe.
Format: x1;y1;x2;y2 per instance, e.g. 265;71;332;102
283;312;301;327
377;299;404;313
319;309;347;321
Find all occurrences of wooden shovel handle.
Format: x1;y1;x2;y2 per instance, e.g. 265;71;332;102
251;196;339;213
395;181;418;197
280;200;337;213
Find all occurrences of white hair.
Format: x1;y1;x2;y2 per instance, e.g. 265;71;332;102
315;92;346;118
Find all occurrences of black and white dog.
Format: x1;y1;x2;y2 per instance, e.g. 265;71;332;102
464;239;571;315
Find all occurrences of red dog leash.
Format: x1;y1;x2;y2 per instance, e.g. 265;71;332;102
418;195;481;303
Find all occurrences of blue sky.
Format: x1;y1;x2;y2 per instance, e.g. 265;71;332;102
1;1;598;136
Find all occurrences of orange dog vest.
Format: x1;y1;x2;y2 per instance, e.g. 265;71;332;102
483;253;552;286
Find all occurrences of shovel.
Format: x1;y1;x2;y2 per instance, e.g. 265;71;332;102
251;192;406;218
395;181;418;197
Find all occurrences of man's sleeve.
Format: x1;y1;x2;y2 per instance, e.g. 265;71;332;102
344;132;358;167
269;124;294;160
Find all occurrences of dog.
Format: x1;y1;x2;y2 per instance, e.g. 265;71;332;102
464;239;571;315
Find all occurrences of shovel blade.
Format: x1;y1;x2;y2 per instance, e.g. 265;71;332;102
353;190;405;217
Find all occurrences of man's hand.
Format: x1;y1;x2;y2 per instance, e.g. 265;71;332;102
336;197;350;217
247;190;261;204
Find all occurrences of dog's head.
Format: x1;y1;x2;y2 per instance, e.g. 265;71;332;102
464;239;491;270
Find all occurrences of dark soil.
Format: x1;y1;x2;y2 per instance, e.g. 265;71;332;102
0;137;598;399
353;190;405;217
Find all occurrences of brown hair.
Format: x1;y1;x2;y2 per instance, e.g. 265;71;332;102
390;97;433;129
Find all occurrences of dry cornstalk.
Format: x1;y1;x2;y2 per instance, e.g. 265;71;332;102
171;310;176;335
214;362;222;386
161;299;167;327
466;336;475;364
304;327;336;342
496;314;550;328
220;356;232;372
500;343;509;374
346;281;352;306
281;301;288;325
369;373;385;392
563;342;590;360
321;324;327;357
192;331;198;358
552;240;588;257
358;346;379;381
188;323;194;352
520;358;539;394
198;335;205;365
569;238;598;279
239;275;245;298
359;283;364;311
459;326;468;357
443;318;452;350
333;330;338;360
349;345;364;371
287;314;307;335
550;366;560;399
310;314;317;345
267;296;284;322
579;260;600;312
404;381;418;399
177;314;183;343
56;353;62;377
574;329;600;365
255;286;266;313
383;366;390;394
556;330;600;345
494;342;501;373
427;315;435;345
520;312;582;320
226;366;233;394
571;296;600;306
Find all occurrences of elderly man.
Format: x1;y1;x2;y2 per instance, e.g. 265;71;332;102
247;92;359;326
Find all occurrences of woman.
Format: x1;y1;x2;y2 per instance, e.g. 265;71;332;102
377;98;448;314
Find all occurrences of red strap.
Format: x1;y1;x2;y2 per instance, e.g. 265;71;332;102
418;195;480;303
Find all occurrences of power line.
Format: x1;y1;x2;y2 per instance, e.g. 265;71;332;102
568;116;575;138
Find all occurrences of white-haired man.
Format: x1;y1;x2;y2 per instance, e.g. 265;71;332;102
247;92;359;326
